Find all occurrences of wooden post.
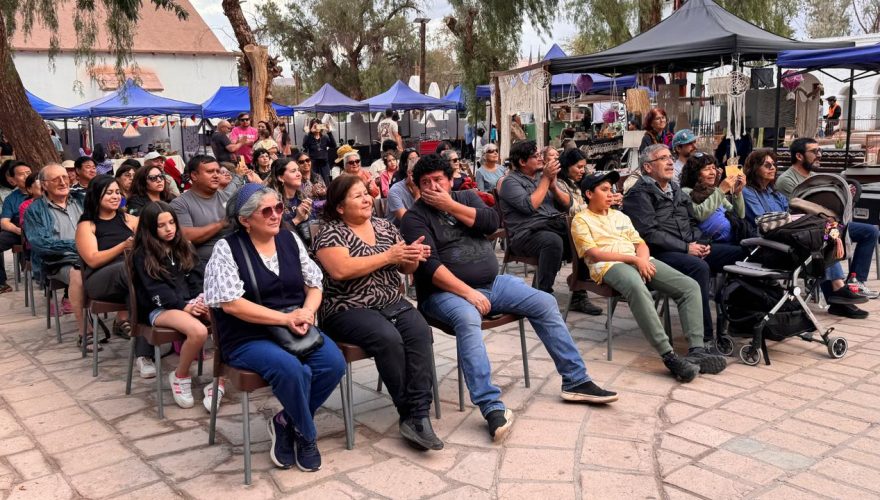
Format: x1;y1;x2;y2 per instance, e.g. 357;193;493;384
244;44;273;125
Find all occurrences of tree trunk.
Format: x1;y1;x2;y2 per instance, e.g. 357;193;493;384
222;0;278;125
0;22;60;168
639;0;662;33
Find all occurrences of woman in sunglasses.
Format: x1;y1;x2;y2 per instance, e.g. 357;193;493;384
475;144;505;192
126;165;176;216
679;152;747;243
204;184;344;471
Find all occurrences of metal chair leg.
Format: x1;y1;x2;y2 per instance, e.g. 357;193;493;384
45;288;51;330
208;376;220;445
518;319;530;388
339;378;352;450
457;363;464;412
563;293;573;321
23;269;28;308
12;255;19;292
155;345;164;419
606;297;614;361
242;392;252;485
125;337;136;395
81;309;89;358
53;290;61;343
92;310;99;377
429;343;441;419
343;362;355;450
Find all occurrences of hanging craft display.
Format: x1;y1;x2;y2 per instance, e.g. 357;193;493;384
498;67;549;160
781;70;804;100
725;69;750;156
575;74;594;95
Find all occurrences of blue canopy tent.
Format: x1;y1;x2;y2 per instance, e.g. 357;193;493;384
72;80;202;117
361;80;459;147
445;85;492;111
777;43;880;167
27;91;88;120
202;86;294;118
542;44;638;97
295;83;370;143
73;80;203;160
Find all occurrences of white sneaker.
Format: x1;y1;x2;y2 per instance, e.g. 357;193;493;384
136;356;157;379
168;372;194;408
857;281;880;299
202;382;225;413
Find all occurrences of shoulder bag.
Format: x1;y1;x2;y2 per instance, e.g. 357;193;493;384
236;238;324;357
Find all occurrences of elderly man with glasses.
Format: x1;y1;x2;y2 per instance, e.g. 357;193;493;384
335;145;379;198
622;144;745;351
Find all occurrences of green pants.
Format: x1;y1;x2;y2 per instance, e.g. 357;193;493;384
602;259;704;356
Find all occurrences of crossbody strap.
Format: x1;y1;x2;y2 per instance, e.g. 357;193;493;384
235;237;263;305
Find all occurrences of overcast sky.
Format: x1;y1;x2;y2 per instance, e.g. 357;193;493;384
189;0;578;76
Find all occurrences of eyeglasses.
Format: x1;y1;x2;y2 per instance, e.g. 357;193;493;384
649;155;673;163
806;148;823;156
297;158;312;165
219;170;232;176
762;161;777;169
258;202;284;218
147;174;165;182
346;159;361;166
529;153;541;159
450;158;460;163
44;176;68;185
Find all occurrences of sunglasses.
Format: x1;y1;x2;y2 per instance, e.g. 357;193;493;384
347;159;361;166
258;202;284;218
297;158;312;165
240;118;250;122
485;148;498;153
450;158;460;163
147;174;165;182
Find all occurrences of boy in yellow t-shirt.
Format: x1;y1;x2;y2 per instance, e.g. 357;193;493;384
571;171;726;382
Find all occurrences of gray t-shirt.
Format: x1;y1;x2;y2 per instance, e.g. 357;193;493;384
47;198;84;241
774;167;809;199
386;180;415;226
171;189;232;262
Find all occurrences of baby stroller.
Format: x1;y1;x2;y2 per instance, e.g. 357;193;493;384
717;173;851;366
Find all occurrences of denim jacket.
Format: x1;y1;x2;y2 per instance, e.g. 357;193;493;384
23;191;85;280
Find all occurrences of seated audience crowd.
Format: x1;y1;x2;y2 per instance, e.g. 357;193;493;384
3;125;873;475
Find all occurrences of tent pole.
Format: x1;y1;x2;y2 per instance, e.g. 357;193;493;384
166;114;172;146
179;117;186;161
773;67;782;155
368;111;373;152
292;112;298;147
89;118;95;154
345;113;348;143
201;116;207;154
845;68;855;169
64;119;69;145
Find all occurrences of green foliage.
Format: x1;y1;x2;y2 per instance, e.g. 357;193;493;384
255;0;419;100
806;0;852;38
445;0;558;122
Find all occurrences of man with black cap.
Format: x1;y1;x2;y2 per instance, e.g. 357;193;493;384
824;96;841;136
572;170;726;382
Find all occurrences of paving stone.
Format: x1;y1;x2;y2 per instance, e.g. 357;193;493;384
661;402;703;425
609;391;666;417
0;436;35;456
746;390;809;411
660;434;709;458
179;472;276;500
794;407;872;434
132;427;210;457
507;418;581;449
113;412;175;440
34;420;116;454
816;399;880;423
6;391;78;418
763;380;829;401
0;380;64;403
446;450;498;490
847;437;880;457
835;447;880;470
520;396;589;422
429;485;492;500
54;439;136;476
786;471;879;499
657;449;691;476
693;409;764;434
610;369;677;396
499;448;576;482
6;450;53;480
835;389;880;410
107;481;182;499
581;470;660;499
664;464;754;499
0;408;24;438
153;445;231;481
372;437;457;472
7;473;73;500
810;457;880;492
581;436;653;473
279;480;366;499
753;429;832;458
21;405;92;435
585;411;656;443
496;481;575;500
271;447;373;492
721;398;787;421
669;388;724;408
774;418;852;445
348;458;447;499
68;457;160;498
89;396;149;421
666;421;735;448
755;484;826;499
700;449;784;485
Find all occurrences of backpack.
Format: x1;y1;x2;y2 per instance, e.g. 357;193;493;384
721;277;814;341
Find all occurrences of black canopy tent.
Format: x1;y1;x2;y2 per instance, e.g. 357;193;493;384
547;0;853;76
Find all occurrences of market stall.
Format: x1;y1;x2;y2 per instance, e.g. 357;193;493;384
361;80;458;153
201;86;295;118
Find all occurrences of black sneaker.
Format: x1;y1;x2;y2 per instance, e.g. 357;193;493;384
685;347;727;375
267;411;294;469
293;429;321;472
663;354;700;382
570;292;603;316
827;286;869;305
399;417;444;451
561;380;619;404
828;303;869;319
486;408;514;441
700;341;727;356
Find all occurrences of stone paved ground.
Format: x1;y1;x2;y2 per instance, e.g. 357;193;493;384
1;261;880;499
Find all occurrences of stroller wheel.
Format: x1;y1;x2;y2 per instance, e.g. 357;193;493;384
739;344;762;366
827;337;848;359
717;335;735;356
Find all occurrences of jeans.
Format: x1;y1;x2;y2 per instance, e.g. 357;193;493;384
602;259;704;356
848;222;879;282
508;229;571;293
421;274;591;417
654;243;746;341
226;334;345;441
322;302;434;419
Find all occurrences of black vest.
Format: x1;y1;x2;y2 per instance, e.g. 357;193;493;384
214;230;306;359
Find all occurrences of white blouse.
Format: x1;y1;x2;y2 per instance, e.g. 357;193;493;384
203;232;323;307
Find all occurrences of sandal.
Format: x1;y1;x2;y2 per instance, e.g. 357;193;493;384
0;284;12;294
112;319;132;339
77;335;104;353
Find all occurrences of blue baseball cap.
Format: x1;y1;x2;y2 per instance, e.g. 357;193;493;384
672;129;698;148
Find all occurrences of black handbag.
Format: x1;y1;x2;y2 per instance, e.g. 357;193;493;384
236;238;324;357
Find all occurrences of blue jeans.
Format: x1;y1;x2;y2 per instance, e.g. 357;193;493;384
421;274;591;417
226;334;345;441
848;222;879;282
